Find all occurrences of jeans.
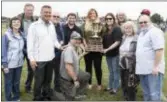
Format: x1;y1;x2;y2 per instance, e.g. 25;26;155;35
24;52;34;91
4;67;22;101
106;55;120;90
139;73;164;101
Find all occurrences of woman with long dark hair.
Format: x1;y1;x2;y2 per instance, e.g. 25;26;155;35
102;13;123;94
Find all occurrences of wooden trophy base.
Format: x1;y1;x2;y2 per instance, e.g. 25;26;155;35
86;37;103;52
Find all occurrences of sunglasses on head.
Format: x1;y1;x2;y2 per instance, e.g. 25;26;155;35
139;21;148;24
105;18;113;21
53;15;60;18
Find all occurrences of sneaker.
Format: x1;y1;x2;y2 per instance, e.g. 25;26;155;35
109;89;117;95
75;95;86;100
97;85;102;91
88;85;92;89
104;88;112;91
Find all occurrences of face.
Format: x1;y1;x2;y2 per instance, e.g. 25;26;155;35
124;24;133;36
41;7;52;22
89;10;97;21
139;16;150;29
71;39;81;47
105;15;114;26
24;6;34;17
12;20;21;30
67;15;76;25
52;13;60;24
117;13;125;22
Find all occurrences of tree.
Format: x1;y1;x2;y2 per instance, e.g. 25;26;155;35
151;13;164;25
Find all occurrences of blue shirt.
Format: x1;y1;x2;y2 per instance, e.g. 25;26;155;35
135;25;165;75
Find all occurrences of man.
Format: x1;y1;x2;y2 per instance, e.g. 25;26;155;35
116;11;127;26
51;12;64;92
60;31;90;101
17;3;37;93
27;5;62;101
136;15;165;101
63;13;82;45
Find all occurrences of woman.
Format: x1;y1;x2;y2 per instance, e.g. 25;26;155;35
2;17;24;101
81;8;104;90
102;13;123;94
119;21;139;101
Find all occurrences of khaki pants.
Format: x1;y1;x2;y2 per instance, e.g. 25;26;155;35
60;70;90;101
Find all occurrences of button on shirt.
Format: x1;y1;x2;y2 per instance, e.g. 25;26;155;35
135;25;165;75
27;18;61;62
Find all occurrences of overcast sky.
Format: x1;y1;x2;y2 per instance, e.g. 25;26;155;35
2;2;167;20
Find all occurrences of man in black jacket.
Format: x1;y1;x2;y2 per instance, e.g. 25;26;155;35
16;3;38;93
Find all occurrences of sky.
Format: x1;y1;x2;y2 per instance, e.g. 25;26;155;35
2;2;167;20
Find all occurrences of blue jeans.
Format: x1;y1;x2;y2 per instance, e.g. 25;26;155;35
4;67;22;101
139;73;164;101
106;55;120;90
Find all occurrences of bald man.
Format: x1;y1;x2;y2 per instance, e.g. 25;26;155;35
136;15;165;101
51;11;64;92
116;12;127;26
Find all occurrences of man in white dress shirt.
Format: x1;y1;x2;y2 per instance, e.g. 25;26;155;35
27;5;63;101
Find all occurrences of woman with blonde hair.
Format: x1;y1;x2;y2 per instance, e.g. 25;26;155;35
119;21;140;101
81;8;104;90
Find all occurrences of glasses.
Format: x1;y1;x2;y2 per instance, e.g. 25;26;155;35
53;15;60;18
139;21;148;24
105;18;113;21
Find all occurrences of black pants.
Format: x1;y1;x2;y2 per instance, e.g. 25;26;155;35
24;52;34;90
33;60;53;101
53;57;61;91
84;52;102;85
121;69;138;101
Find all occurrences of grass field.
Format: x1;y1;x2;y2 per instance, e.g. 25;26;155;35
1;25;167;101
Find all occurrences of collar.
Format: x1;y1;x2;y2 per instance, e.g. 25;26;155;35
38;18;52;25
140;24;154;35
65;24;77;30
7;28;23;39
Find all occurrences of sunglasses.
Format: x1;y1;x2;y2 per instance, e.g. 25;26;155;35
105;18;113;21
53;15;60;18
139;21;148;24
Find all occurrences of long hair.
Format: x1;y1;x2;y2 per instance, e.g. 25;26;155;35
84;8;100;32
104;13;117;32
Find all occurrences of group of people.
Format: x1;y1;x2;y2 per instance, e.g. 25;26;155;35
1;3;165;101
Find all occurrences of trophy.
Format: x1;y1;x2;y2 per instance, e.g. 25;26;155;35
91;22;102;38
86;22;103;52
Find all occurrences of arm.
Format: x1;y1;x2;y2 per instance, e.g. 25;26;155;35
154;49;164;68
150;29;165;68
64;48;78;81
105;27;122;52
65;63;78;81
27;24;36;61
2;34;8;69
53;25;61;49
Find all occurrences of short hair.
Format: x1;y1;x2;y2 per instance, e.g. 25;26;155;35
24;3;34;9
67;13;77;18
121;21;137;35
41;5;52;11
9;17;21;29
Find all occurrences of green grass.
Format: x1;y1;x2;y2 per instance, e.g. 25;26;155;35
1;24;167;101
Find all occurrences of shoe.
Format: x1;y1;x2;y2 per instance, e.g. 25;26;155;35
75;95;86;100
104;88;113;91
109;89;117;95
88;85;92;89
97;85;102;91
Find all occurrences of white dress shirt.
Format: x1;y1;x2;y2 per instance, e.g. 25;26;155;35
27;18;61;62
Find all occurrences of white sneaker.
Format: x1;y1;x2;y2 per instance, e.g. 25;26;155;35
88;85;92;89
